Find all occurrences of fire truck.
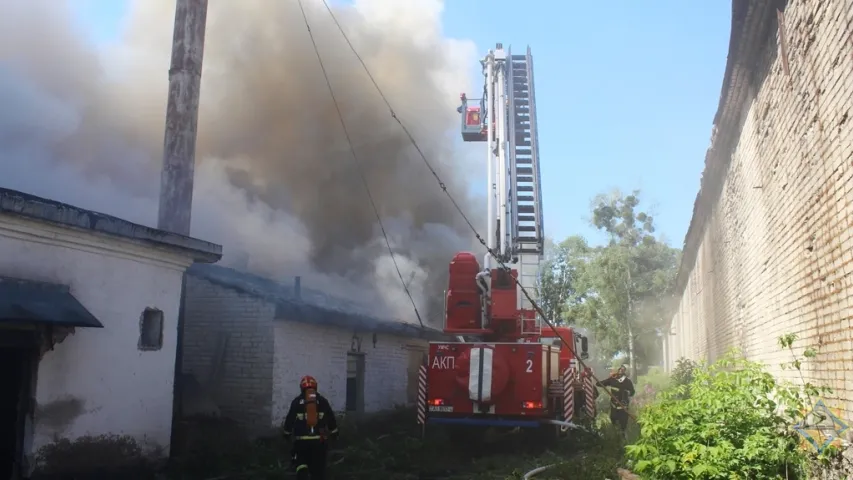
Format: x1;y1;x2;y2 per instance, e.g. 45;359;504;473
417;44;597;433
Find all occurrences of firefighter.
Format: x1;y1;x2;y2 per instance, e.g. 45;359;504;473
282;375;339;480
596;364;635;433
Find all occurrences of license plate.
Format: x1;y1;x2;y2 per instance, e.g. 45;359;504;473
429;406;454;412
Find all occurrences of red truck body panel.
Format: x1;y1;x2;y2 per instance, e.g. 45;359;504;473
426;342;560;419
539;326;576;373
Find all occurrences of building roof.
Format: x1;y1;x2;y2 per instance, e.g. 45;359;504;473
187;263;446;340
0;276;104;328
0;188;222;263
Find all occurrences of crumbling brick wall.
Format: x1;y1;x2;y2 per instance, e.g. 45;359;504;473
667;0;853;417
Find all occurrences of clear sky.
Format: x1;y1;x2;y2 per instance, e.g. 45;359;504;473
70;0;732;249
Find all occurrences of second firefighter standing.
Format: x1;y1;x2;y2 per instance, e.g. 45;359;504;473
596;364;635;432
282;375;339;480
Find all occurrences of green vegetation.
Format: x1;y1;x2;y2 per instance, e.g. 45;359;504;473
538;189;680;378
624;335;845;479
166;409;628;479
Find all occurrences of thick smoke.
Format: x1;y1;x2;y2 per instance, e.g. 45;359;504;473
0;0;484;324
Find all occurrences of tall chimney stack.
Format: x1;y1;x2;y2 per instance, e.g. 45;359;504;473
157;0;209;236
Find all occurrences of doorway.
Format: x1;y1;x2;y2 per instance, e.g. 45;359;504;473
345;353;365;414
0;344;33;480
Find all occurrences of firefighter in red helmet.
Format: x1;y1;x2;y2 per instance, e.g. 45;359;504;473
282;375;339;480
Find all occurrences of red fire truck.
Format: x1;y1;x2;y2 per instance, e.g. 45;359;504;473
417;44;597;433
418;254;595;431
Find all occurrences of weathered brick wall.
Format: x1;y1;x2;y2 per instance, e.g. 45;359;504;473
667;0;853;417
271;320;428;426
182;276;275;432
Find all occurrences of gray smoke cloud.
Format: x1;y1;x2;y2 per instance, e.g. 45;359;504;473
0;0;486;324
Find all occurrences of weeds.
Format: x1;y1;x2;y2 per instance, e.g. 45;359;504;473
167;408;628;479
625;334;850;479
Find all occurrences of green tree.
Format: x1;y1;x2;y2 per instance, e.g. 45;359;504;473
537;235;591;325
574;189;680;379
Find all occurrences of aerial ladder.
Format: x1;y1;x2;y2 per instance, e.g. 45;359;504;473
459;43;545;317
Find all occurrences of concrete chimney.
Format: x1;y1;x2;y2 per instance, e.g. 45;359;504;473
294;277;302;299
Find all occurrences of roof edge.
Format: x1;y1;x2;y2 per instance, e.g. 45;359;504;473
672;0;777;305
0;188;222;263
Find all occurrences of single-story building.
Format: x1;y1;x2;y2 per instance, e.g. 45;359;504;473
0;188;222;478
180;263;446;434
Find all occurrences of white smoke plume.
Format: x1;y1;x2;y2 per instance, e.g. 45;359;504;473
0;0;485;324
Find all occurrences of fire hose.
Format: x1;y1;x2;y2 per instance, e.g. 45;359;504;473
524;463;559;479
518;420;594;478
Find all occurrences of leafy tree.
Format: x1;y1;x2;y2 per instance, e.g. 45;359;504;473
536;235;590;325
574;189;680;378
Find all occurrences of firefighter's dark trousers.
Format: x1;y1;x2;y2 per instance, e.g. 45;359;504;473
610;406;628;431
291;439;327;480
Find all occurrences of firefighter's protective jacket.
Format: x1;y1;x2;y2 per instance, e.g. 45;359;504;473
597;375;635;410
282;392;339;440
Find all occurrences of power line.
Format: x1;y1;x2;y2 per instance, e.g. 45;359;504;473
317;0;635;418
296;0;425;329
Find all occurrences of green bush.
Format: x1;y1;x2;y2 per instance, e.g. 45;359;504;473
670;357;697;388
625;350;809;479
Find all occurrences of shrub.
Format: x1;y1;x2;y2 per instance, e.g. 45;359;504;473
624;350;809;479
670;357;697;388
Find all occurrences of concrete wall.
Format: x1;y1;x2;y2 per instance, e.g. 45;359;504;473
271;320;428;426
667;0;853;416
0;212;192;455
181;277;275;432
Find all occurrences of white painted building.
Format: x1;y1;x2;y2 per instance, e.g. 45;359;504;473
181;264;445;434
0;188;222;478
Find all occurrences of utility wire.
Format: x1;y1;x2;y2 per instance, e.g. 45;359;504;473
318;0;635;419
296;0;425;329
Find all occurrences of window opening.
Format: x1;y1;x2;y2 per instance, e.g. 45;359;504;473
138;308;164;351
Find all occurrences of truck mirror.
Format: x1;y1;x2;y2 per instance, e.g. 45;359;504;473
581;337;589;359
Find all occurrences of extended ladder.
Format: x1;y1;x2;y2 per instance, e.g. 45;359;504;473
506;46;544;311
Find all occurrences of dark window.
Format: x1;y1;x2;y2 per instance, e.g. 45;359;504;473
138;308;164;351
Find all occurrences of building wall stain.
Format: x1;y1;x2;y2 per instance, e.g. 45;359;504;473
34;396;85;434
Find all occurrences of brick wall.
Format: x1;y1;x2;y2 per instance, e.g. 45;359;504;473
182;276;275;432
271;320;428;426
667;0;853;417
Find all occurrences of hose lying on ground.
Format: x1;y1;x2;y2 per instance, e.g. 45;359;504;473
524;463;558;479
521;420;599;478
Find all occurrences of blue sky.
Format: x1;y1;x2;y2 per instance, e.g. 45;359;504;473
71;0;731;249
